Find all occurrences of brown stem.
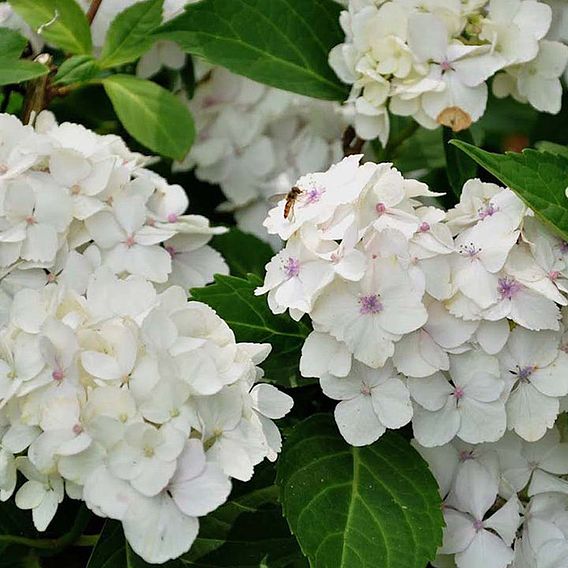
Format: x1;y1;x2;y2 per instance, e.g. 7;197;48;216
22;53;53;124
86;0;103;24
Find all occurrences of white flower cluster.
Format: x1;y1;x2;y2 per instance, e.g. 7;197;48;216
257;155;568;566
257;154;568;567
415;427;568;568
257;155;568;447
330;0;568;145
175;65;350;247
0;112;293;563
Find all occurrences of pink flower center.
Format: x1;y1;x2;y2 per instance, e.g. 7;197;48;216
549;270;560;281
453;386;464;400
473;519;484;532
498;276;521;300
47;272;56;283
165;245;177;258
359;294;383;315
305;188;324;204
72;424;83;435
284;257;300;278
202;95;219;108
375;202;387;215
167;213;178;223
360;382;372;396
419;222;430;232
52;369;64;382
515;365;535;381
440;59;453;72
124;235;136;248
25;215;36;225
459;450;475;462
478;202;499;219
458;242;481;258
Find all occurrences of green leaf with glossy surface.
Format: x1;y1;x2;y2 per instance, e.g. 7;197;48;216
277;414;444;568
54;55;99;85
99;0;164;69
102;74;194;160
10;0;92;55
451;141;568;241
0;28;28;58
536;141;568;160
0;58;48;86
191;274;310;387
157;0;348;100
211;229;274;279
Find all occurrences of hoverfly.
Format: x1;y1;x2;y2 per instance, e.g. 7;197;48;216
269;186;303;221
283;186;303;220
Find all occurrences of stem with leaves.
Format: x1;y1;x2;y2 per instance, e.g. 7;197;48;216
0;504;92;556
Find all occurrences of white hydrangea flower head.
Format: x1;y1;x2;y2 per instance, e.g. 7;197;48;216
0;113;293;563
175;64;351;245
330;0;568;145
258;153;568;462
417;424;568;568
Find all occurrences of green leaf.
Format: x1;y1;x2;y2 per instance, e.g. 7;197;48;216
156;0;348;100
0;58;49;86
443;127;477;200
99;0;164;69
102;74;195;160
182;464;307;567
54;55;99;85
391;128;445;175
0;27;28;58
10;0;92;55
451;141;568;242
535;141;568;160
277;414;444;568
191;274;310;387
211;229;274;279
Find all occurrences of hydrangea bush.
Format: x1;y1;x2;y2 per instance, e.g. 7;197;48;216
1;1;568;567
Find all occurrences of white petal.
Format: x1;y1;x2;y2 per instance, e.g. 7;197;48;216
334;396;385;446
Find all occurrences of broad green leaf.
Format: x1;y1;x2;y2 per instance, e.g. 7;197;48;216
0;28;27;58
99;0;164;69
54;55;99;85
451;141;568;241
156;0;348;100
182;464;307;567
191;274;310;387
0;58;48;86
102;74;195;160
277;414;444;568
211;229;274;279
10;0;92;55
443;127;477;200
536;141;568;160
